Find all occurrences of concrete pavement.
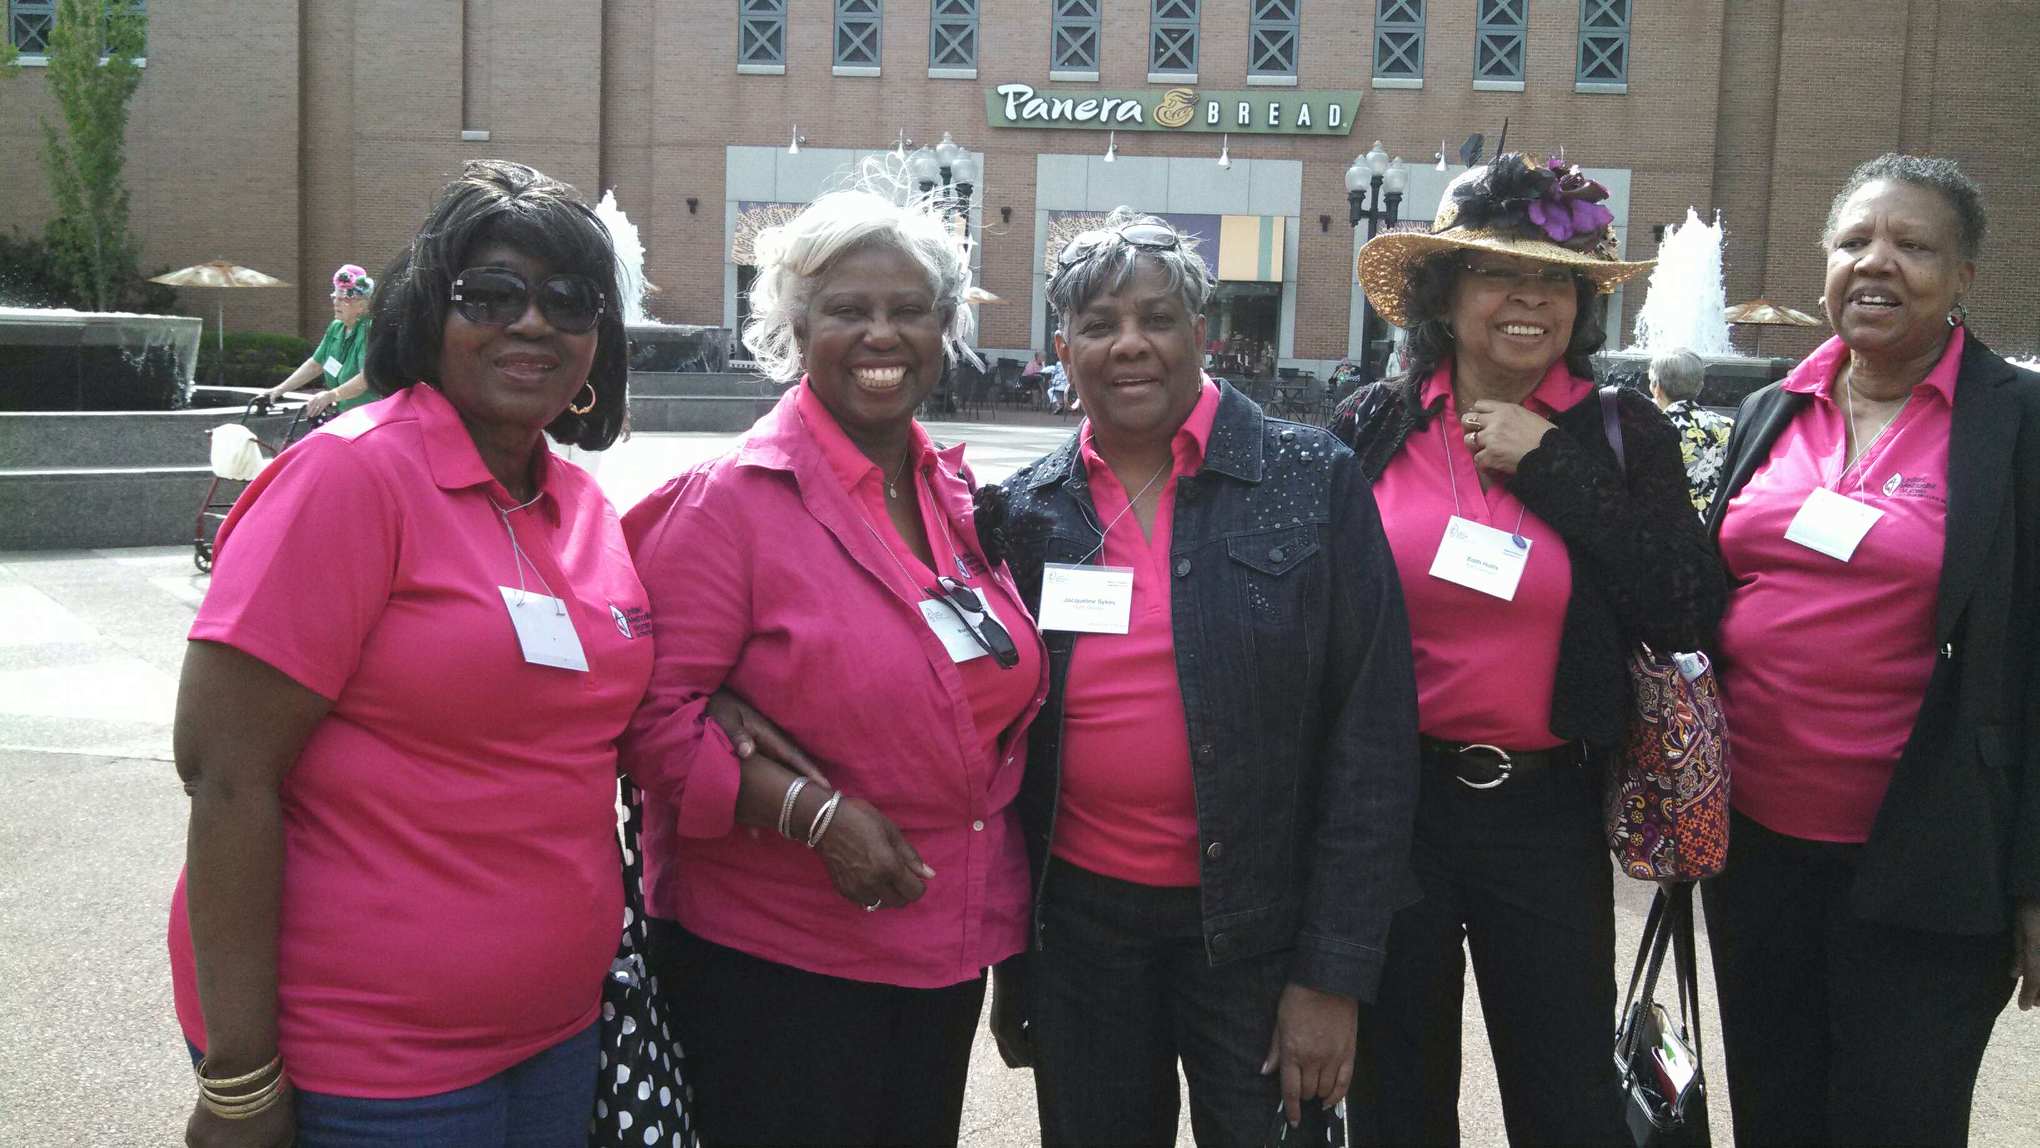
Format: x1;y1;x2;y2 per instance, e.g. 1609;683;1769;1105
3;421;2035;1146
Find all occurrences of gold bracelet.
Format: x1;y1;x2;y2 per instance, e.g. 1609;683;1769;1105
200;1072;289;1120
195;1053;282;1091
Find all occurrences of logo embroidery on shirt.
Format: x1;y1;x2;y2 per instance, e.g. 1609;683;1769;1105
611;604;651;639
1883;473;1903;497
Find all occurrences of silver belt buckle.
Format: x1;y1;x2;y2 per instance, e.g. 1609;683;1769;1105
1454;743;1514;789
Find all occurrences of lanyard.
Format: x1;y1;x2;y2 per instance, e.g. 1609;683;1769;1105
492;490;562;613
1440;416;1527;545
1075;456;1171;565
1835;369;1912;495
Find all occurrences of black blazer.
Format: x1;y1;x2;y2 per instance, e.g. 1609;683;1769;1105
1705;333;2040;935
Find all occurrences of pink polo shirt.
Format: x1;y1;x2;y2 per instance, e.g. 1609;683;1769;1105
1714;331;1960;842
170;383;654;1097
1053;379;1221;887
619;384;1047;989
1370;362;1587;749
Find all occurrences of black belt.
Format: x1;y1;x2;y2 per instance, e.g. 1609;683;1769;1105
1419;736;1584;790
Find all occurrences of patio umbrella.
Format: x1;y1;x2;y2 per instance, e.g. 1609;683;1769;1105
149;261;293;384
1724;298;1821;327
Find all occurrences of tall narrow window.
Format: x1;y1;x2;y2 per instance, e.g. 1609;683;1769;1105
1052;0;1100;74
8;0;56;54
1249;0;1299;79
1374;1;1424;82
1476;0;1524;83
1149;0;1198;78
738;0;786;68
930;0;976;70
1578;0;1629;85
834;0;880;69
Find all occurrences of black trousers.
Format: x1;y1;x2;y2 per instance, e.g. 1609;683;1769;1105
1701;810;2014;1147
647;920;986;1148
1028;860;1328;1148
1350;762;1627;1147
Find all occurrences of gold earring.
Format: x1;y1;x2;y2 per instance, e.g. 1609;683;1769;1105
567;383;597;416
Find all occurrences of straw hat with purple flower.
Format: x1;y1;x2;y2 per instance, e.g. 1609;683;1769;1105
1357;153;1653;328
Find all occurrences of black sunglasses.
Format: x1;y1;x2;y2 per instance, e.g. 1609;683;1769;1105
926;576;1020;669
450;267;606;334
1052;222;1181;280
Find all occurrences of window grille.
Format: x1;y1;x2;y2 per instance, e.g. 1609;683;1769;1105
834;0;880;68
8;1;53;54
1051;0;1100;72
1249;0;1299;78
1476;0;1524;82
1374;0;1423;81
1577;0;1629;84
738;0;786;67
930;0;976;69
1149;0;1198;76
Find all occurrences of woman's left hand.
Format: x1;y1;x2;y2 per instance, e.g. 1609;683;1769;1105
1262;983;1358;1126
2015;898;2040;1010
303;390;339;417
1461;400;1556;476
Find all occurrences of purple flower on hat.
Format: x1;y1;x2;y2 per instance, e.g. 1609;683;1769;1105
1529;158;1615;247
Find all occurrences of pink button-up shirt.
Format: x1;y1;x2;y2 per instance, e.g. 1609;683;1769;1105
1370;362;1589;748
1053;379;1221;887
1715;331;1961;842
171;383;653;1097
619;385;1048;989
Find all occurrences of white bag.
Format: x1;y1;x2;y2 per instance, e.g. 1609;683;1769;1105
208;423;270;481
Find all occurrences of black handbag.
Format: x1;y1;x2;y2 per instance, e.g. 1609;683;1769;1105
1613;883;1711;1147
590;776;697;1148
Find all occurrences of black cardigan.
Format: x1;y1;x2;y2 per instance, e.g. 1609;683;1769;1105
1333;375;1726;748
1703;333;2040;935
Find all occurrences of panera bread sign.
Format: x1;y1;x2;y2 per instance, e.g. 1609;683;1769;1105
987;85;1360;135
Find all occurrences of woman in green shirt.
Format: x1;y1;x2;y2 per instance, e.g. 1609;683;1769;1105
261;264;378;417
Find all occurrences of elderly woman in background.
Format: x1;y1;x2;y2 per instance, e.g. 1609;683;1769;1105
987;211;1419;1146
173;161;647;1146
259;264;379;418
1649;347;1733;516
1331;154;1725;1145
619;180;1048;1147
1703;152;2040;1146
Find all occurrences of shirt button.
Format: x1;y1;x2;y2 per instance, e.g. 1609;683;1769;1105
972;820;985;832
1205;841;1224;861
1174;558;1192;577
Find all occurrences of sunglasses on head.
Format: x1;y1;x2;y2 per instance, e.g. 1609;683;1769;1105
1053;222;1181;280
926;576;1020;669
450;267;605;334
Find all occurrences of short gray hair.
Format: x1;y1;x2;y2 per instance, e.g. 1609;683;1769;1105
1650;348;1706;402
1822;153;1986;262
742;165;977;384
1047;208;1212;327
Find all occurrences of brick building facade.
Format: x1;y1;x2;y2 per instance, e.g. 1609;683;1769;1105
4;1;2036;367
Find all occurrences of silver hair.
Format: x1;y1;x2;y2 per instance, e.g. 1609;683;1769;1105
1047;208;1212;328
741;157;979;384
1649;348;1706;402
1822;153;1986;262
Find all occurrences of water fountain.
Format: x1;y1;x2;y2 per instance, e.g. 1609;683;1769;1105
0;304;203;410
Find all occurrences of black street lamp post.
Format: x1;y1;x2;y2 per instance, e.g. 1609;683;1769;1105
906;132;980;227
1346;141;1408;386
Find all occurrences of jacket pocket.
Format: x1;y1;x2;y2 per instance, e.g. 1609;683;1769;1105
1225;525;1320;625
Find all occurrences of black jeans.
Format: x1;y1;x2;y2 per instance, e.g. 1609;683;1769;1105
1029;860;1327;1148
646;920;986;1148
1351;761;1626;1147
1702;810;2014;1147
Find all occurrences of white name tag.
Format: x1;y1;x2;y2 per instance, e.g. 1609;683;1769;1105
323;355;344;379
1784;486;1884;562
1428;515;1531;601
1036;563;1135;634
498;586;589;671
918;593;1004;664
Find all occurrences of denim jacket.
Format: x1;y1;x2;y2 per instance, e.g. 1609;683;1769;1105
992;382;1421;1001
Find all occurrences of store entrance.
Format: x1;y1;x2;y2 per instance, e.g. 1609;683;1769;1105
1202;281;1281;380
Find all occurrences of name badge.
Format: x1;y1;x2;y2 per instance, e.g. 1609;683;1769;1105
918;593;1003;664
1784;486;1884;562
1036;563;1134;634
1428;515;1531;601
498;586;589;671
323;355;344;379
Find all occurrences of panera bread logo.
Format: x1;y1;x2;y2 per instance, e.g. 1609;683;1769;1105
987;84;1359;136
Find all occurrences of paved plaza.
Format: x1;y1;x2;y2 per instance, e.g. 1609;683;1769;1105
3;421;2035;1146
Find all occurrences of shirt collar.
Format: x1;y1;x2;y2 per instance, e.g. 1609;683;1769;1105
1421;360;1593;415
1782;329;1965;406
411;382;561;518
795;377;939;496
1076;376;1222;481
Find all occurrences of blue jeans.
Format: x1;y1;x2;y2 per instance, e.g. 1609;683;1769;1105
188;1021;599;1147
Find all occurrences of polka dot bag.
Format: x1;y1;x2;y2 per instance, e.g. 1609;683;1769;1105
592;777;698;1148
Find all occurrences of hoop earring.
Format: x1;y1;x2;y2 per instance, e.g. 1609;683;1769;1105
1947;302;1967;328
567;383;597;416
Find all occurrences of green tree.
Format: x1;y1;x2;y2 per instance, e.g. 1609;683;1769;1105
25;1;148;311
